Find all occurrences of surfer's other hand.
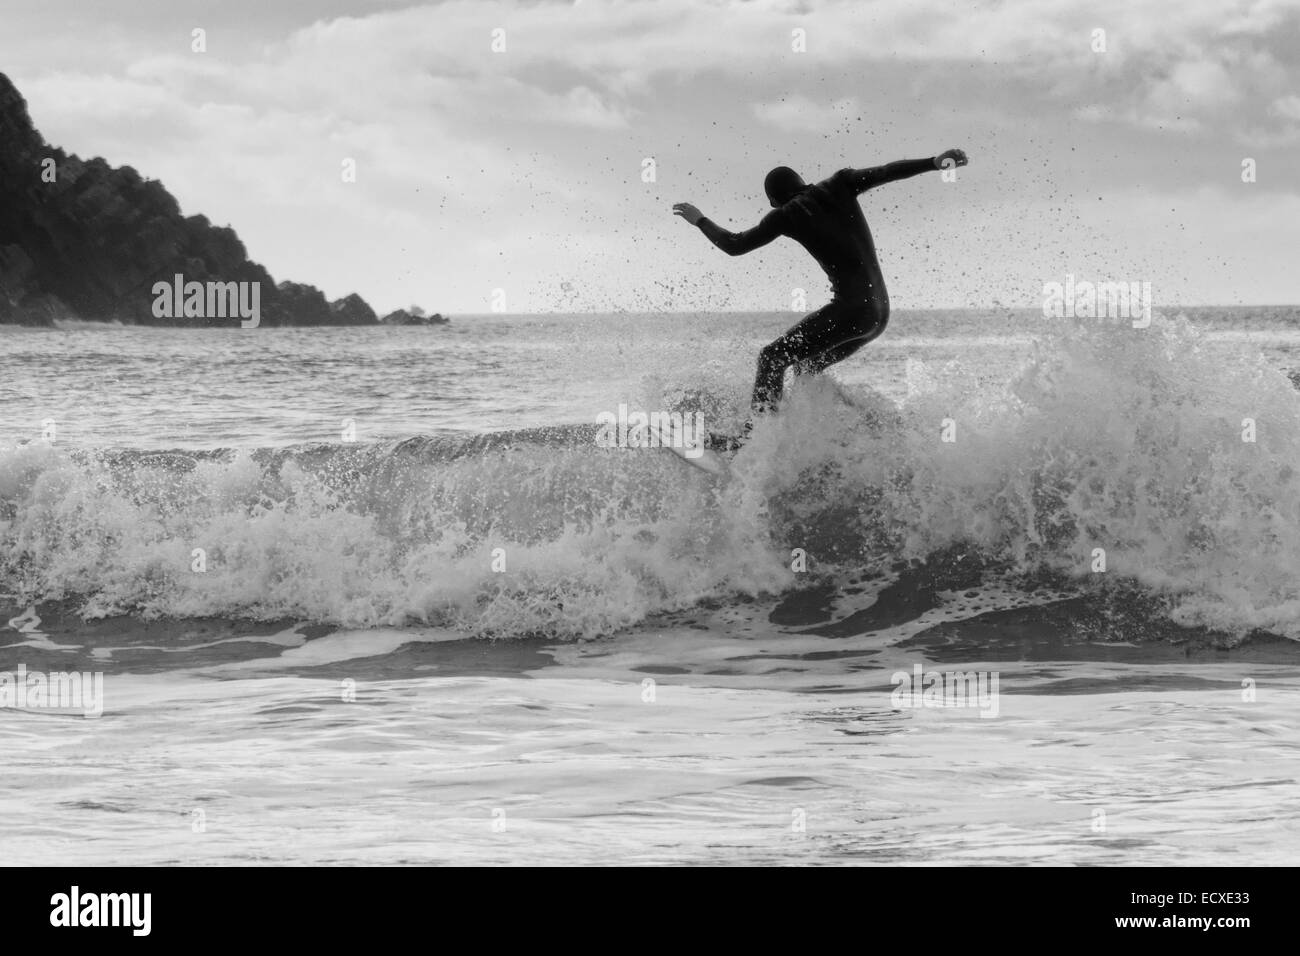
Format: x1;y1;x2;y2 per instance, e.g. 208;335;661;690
673;202;704;225
934;148;968;170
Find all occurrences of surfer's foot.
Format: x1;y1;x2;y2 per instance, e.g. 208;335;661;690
707;420;754;454
706;432;741;453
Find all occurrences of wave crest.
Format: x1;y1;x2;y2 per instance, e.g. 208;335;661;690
3;314;1298;641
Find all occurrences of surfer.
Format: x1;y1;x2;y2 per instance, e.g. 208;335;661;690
673;149;968;437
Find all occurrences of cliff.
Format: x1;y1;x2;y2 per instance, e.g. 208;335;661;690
0;72;431;327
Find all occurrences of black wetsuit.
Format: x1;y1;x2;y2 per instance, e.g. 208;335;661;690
697;158;936;413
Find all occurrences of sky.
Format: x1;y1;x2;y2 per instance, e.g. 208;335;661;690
2;0;1299;314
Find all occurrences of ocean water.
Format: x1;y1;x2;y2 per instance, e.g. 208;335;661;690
3;307;1300;865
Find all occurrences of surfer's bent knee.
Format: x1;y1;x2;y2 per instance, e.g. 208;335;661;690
841;296;887;326
833;299;888;348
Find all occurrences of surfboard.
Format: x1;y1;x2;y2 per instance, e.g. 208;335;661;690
646;420;733;477
663;440;731;476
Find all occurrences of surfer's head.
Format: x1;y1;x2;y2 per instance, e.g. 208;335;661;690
764;166;806;208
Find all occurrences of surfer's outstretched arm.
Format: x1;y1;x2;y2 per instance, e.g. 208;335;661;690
673;203;782;256
849;148;968;192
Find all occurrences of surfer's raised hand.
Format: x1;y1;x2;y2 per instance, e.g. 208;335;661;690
673;202;704;226
934;148;968;170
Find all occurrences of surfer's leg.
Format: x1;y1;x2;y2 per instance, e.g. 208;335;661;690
752;302;844;412
793;339;862;375
794;320;887;375
793;299;887;376
751;300;884;413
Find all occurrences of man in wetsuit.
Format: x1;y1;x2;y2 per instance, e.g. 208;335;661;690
673;149;968;427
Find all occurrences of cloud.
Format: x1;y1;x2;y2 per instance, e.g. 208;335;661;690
530;84;631;129
752;95;860;132
1272;94;1300;122
5;0;1300;310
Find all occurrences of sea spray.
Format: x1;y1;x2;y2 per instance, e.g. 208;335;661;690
3;314;1300;641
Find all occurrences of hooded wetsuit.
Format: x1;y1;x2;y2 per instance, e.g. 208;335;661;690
696;157;936;413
